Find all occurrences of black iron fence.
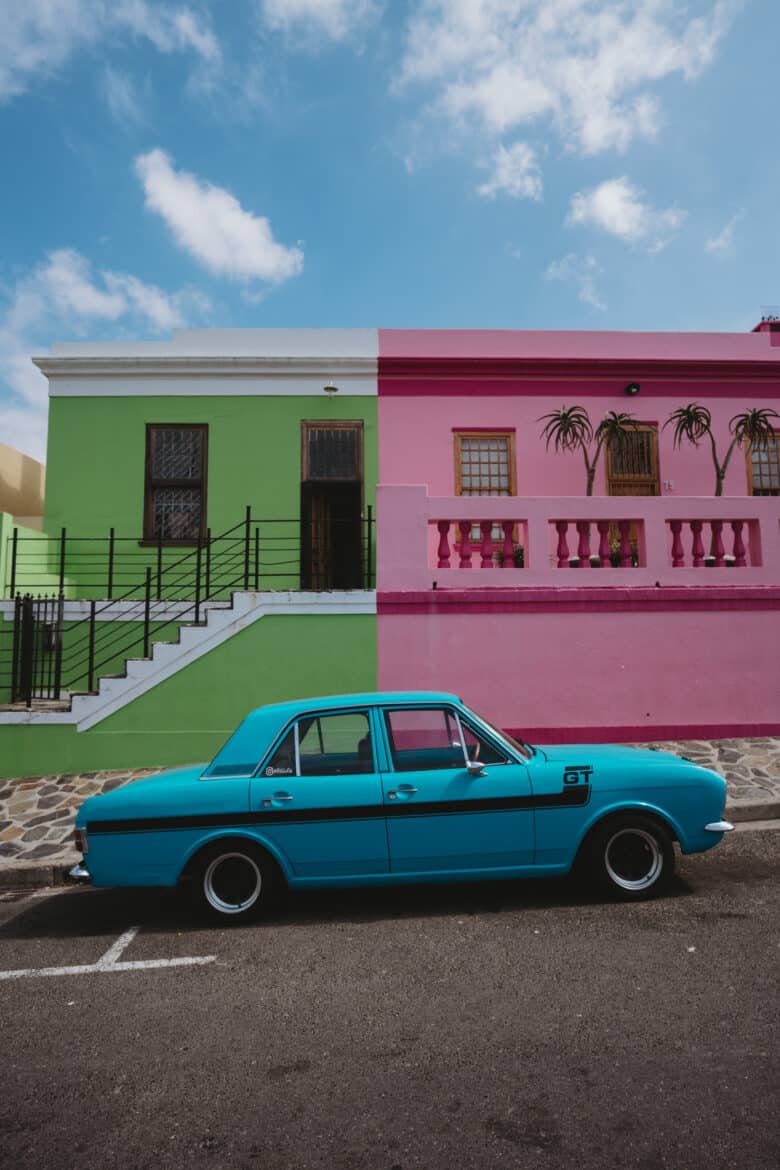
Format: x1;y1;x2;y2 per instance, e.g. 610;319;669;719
4;507;374;599
2;508;374;707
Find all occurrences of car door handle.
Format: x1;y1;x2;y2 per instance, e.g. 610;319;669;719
272;792;294;801
388;785;418;800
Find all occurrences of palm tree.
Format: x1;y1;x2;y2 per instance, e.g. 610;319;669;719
664;404;779;496
539;406;638;495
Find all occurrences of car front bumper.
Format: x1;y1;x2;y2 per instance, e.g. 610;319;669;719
704;820;734;833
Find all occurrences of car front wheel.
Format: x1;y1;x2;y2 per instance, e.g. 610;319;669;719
192;841;282;922
586;814;674;900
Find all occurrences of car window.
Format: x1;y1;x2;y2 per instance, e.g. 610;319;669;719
384;708;468;773
296;712;376;776
460;720;509;766
262;728;297;778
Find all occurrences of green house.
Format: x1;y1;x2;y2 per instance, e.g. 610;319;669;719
0;329;379;776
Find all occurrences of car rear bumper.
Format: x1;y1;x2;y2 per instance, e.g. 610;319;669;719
704;820;734;833
69;862;91;880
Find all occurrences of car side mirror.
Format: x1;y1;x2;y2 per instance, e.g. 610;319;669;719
466;760;486;777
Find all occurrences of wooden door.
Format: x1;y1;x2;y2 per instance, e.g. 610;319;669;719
300;422;363;590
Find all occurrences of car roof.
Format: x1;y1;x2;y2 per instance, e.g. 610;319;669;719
248;691;461;719
205;691;462;776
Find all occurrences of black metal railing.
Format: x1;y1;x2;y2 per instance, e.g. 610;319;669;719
4;507;374;707
4;506;375;599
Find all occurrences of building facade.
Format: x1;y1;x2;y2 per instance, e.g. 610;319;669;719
1;324;778;777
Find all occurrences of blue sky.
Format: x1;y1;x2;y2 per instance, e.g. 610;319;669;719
1;0;777;458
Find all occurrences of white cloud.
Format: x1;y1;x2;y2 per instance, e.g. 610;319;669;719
546;253;606;312
567;176;686;250
135;149;304;284
0;249;210;460
399;1;738;156
0;1;220;103
259;0;381;42
705;211;743;255
477;141;542;200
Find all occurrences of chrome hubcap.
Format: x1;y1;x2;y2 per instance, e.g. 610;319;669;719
605;828;663;891
204;853;262;914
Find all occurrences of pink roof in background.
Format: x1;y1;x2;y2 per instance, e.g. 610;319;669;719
379;328;780;362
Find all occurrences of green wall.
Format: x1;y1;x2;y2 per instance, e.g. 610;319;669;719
45;394;378;535
0;612;377;778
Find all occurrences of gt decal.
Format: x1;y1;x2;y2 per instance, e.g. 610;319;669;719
563;765;593;786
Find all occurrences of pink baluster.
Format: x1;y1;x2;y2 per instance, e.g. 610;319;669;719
618;520;632;568
710;520;725;567
480;521;493;568
670;520;685;568
501;521;514;569
458;521;473;569
555;520;570;568
436;520;451;569
597;520;610;568
731;520;746;567
576;520;591;568
690;520;704;568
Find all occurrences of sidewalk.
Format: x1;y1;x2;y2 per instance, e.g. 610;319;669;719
1;738;779;889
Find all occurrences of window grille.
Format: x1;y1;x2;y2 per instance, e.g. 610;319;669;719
303;422;362;481
144;425;207;541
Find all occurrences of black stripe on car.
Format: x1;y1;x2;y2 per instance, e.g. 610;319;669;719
86;787;589;835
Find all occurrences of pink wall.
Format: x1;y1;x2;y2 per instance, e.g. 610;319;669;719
378;393;779;498
376;602;780;742
375;330;780;740
378;327;780;498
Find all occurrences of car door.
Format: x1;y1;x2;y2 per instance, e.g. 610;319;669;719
379;704;535;874
249;707;388;878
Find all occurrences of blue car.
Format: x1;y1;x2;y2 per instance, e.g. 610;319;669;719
72;692;733;920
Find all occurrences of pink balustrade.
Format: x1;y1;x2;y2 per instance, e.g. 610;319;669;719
666;518;756;569
378;485;780;591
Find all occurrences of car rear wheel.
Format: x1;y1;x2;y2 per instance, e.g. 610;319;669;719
586;814;674;900
192;841;282;922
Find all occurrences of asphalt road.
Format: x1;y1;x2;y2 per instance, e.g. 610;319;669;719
0;827;778;1170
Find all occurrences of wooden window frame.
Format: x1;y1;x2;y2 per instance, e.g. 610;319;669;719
143;423;208;545
746;430;780;496
454;430;517;496
301;420;364;483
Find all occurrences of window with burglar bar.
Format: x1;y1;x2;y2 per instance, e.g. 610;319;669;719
144;424;207;542
747;434;780;496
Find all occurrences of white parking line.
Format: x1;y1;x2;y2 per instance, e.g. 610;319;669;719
0;925;216;980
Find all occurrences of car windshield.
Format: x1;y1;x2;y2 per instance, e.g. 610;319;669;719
462;705;535;760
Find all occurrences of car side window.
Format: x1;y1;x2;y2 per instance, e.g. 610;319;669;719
288;712;376;777
460;720;509;766
262;728;296;778
384;708;467;773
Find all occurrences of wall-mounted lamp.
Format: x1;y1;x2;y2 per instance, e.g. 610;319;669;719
624;382;640;396
323;382;339;396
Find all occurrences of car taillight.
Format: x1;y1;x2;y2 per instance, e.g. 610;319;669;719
74;827;88;854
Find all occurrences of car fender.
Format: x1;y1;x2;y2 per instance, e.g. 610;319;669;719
573;798;686;856
176;827;293;884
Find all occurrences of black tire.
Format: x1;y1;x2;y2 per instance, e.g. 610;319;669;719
585;814;675;900
191;839;283;923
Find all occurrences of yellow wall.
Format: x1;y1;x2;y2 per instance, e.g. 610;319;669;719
0;442;45;523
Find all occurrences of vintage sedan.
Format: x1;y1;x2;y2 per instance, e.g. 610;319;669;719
72;691;733;920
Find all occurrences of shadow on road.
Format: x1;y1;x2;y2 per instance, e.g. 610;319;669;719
0;868;699;941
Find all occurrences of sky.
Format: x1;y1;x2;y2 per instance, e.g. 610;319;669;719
1;0;778;460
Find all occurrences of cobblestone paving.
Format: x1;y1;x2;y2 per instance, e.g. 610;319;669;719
0;767;165;863
1;740;778;869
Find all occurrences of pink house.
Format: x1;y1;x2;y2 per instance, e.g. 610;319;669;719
376;324;780;743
